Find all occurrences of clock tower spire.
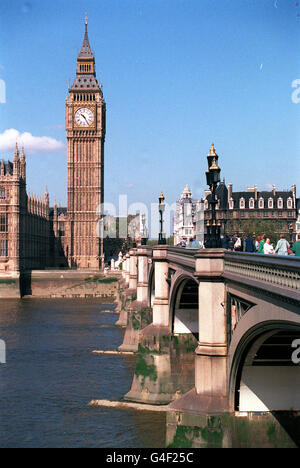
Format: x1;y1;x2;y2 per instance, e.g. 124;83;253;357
66;18;106;269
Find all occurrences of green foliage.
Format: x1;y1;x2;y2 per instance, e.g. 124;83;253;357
135;354;158;382
0;279;16;285
84;276;119;284
131;314;140;330
167;426;193;448
146;236;174;247
227;219;283;243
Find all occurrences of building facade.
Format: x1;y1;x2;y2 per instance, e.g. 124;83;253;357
65;18;106;269
0;145;50;275
174;144;298;244
173;185;204;245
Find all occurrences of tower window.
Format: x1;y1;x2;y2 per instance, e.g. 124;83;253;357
0;240;8;257
0;188;5;200
0;215;8;232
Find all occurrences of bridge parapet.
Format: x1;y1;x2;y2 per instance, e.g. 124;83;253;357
164;246;196;272
224;252;300;303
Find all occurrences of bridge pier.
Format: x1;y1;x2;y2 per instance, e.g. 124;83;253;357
170;249;230;413
136;247;150;304
152;245;170;328
118;248;152;351
124;253;130;285
125;245;197;404
116;251;137;328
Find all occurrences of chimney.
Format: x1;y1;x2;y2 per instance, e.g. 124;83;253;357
228;183;232;201
254;185;258;201
272;184;276;196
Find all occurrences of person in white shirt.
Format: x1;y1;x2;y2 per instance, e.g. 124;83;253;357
263;238;275;254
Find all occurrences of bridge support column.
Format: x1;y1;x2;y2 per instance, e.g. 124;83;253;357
129;249;138;291
170;249;229;414
121;256;127;281
125;253;130;285
195;249;228;412
116;251;135;328
118;247;152;351
136;247;150;304
152;245;169;328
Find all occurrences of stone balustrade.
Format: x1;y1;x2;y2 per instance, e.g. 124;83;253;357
224;252;300;302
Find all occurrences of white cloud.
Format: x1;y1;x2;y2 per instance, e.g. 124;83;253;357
0;128;65;154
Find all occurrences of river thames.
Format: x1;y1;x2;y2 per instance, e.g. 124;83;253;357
0;299;166;448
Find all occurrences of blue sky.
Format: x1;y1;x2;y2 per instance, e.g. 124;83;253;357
0;0;299;211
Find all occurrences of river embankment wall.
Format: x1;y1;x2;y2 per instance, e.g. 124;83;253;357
0;270;121;299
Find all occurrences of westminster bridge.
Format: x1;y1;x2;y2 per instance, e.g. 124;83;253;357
117;245;300;426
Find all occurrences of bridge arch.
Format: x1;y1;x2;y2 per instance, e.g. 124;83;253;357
229;305;300;412
169;271;199;336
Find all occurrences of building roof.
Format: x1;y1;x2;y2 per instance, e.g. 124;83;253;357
70;74;100;90
78;21;94;58
49;207;68;217
231;191;293;203
70;21;101;91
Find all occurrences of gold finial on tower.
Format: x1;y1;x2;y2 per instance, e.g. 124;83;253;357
208;142;216;156
85;12;88;26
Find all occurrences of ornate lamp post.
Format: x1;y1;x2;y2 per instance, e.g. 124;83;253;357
205;144;221;248
158;192;166;245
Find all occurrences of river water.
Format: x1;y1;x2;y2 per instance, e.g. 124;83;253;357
0;299;166;448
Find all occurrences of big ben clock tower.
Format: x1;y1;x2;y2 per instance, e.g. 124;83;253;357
66;17;105;269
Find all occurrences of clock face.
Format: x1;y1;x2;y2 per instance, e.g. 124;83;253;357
75;107;94;127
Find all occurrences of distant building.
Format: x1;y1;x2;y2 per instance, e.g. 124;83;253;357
173;185;205;245
204;182;297;239
173;185;196;245
174;145;298;243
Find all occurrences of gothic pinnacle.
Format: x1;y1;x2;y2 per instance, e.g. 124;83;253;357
14;142;19;160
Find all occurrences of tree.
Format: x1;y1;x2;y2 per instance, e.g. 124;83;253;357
226;219;283;243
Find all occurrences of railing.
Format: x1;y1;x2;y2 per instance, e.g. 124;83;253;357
224;251;300;302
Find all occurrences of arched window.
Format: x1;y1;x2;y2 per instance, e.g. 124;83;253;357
0;188;5;200
258;197;264;209
249;197;255;209
229;198;234;210
268;198;273;209
287;197;293;209
239;197;245;209
277;197;283;209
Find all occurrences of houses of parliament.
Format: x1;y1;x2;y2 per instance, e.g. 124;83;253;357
0;20;105;275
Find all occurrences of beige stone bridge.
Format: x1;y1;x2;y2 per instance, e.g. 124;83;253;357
118;245;300;415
